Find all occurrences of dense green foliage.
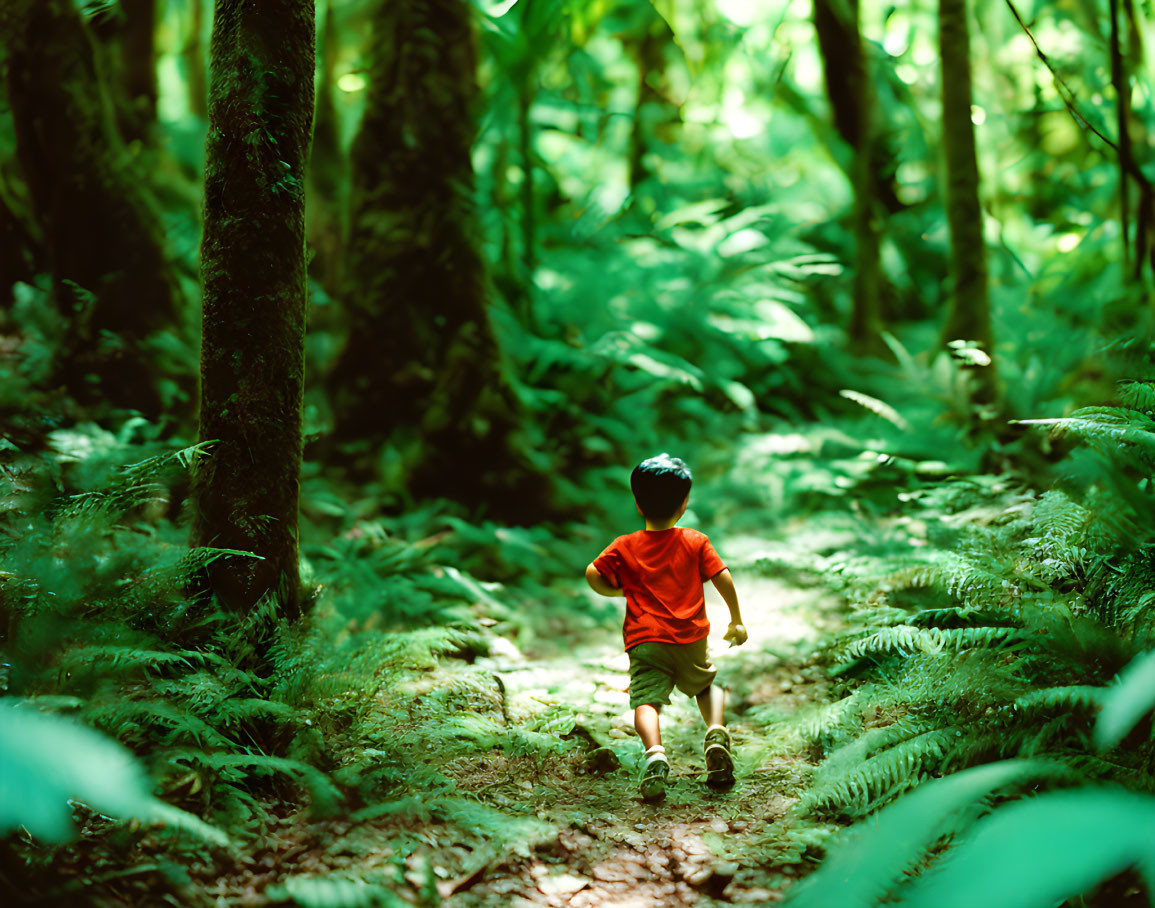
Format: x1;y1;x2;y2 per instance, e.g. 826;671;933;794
3;0;1155;903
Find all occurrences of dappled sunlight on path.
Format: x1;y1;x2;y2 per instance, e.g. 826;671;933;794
448;557;846;905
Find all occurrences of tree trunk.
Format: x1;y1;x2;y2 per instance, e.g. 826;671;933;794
1110;0;1133;272
306;0;346;296
938;0;997;399
814;0;885;354
327;0;548;519
517;83;537;293
183;0;208;118
119;0;158;142
628;26;662;191
813;0;902;216
191;0;315;618
86;0;158;144
1;0;185;414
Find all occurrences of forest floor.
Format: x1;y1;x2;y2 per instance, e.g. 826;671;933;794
437;568;846;907
187;519;852;908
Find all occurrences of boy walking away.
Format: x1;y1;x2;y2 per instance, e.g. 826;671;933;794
585;454;747;802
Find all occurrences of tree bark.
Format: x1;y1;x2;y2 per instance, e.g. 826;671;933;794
1;0;185;414
306;0;346;296
327;0;548;518
119;0;159;142
191;0;315;618
1110;0;1132;272
86;0;159;144
814;0;885;354
938;0;996;398
183;0;208;119
813;0;902;216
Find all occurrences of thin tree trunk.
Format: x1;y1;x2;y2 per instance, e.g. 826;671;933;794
86;0;158;143
1110;0;1132;272
813;0;902;216
938;0;997;399
306;0;346;296
120;0;158;142
328;0;548;518
517;85;537;286
814;0;885;354
191;0;315;618
1;0;185;414
628;26;664;191
183;0;208;118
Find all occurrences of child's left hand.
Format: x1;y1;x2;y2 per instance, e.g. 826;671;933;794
724;623;748;647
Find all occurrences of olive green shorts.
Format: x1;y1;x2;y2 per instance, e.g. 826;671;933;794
627;638;717;710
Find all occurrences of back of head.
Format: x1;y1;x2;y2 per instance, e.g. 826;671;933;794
631;453;692;521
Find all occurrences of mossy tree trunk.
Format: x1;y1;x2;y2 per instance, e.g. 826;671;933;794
183;0;208;119
328;0;547;518
814;0;886;355
86;0;159;144
191;0;315;618
306;0;346;297
938;0;997;400
1;0;185;414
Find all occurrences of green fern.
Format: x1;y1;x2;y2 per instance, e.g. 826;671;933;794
841;625;1018;661
1014;685;1105;713
801;728;957;815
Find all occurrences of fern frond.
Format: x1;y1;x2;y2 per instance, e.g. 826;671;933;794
794;694;867;746
839;389;910;431
1118;380;1155;413
58;646;193;679
213;697;298;731
843;625;1017;660
1014;686;1105;713
174;750;341;812
85;699;233;749
1018;408;1155;465
801;728;956;815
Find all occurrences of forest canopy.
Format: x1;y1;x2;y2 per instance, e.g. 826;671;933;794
2;0;1155;904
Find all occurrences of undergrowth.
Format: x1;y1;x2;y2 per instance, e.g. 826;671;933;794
782;379;1155;822
0;428;603;903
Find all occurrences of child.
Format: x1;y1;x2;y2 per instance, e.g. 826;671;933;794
585;453;747;802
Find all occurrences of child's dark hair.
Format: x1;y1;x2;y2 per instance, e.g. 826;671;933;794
631;453;692;521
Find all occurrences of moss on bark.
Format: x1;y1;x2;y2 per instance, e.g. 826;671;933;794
191;0;314;618
1;0;187;414
328;0;549;519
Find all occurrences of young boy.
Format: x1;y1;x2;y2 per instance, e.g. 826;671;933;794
585;453;747;802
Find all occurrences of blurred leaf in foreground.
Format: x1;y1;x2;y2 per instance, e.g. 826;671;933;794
0;701;227;845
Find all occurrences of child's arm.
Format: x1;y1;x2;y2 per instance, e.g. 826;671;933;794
585;563;625;597
710;569;748;646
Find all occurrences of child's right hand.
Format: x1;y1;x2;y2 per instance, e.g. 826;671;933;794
723;623;748;647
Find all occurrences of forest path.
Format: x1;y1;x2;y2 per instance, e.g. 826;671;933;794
431;537;849;906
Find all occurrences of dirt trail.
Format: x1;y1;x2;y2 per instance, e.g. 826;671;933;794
438;569;847;906
183;541;849;907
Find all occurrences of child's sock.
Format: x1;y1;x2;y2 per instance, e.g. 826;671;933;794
644;744;668;765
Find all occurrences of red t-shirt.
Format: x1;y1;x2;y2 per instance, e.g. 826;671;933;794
593;527;727;650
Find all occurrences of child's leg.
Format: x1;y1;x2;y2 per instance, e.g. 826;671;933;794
635;703;669;801
696;684;725;727
697;684;735;788
634;703;662;750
